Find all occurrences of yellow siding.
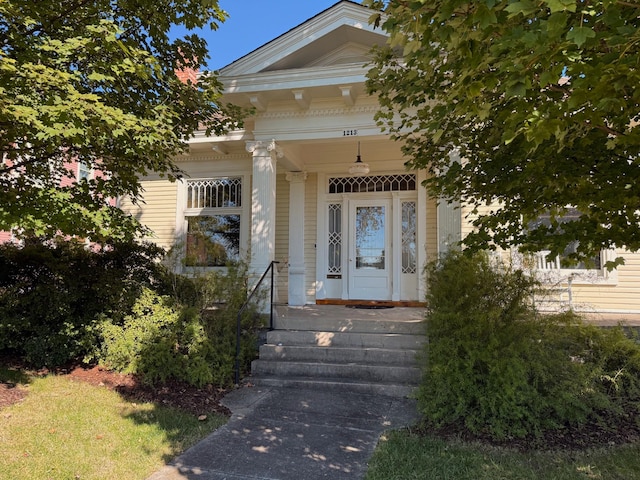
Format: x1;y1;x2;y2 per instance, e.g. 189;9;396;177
120;178;177;251
459;200;640;314
275;174;290;303
425;196;438;264
305;173;318;302
572;251;640;313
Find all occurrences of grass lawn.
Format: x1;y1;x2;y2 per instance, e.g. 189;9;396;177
365;428;640;480
0;369;226;480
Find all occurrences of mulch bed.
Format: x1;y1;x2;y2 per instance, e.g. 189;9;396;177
0;363;231;417
420;411;640;452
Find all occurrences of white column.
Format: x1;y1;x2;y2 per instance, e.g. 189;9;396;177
286;172;307;305
246;140;282;276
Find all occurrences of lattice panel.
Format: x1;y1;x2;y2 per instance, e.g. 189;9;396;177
328;174;416;194
187;177;242;209
402;201;417;274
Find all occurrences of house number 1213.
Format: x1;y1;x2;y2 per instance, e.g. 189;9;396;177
343;129;358;136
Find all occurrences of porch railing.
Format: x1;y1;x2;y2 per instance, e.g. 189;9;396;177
234;261;279;385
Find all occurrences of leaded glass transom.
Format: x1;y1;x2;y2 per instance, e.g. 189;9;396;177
402;201;417;274
328;174;416;194
187;177;242;209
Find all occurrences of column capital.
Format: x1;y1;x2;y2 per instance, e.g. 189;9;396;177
245;140;266;154
286;171;308;183
246;139;283;159
267;139;284;159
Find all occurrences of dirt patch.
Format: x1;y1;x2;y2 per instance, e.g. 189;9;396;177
0;363;231;417
0;383;28;410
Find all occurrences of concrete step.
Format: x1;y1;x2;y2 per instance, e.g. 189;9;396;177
273;315;425;335
258;344;422;366
266;330;426;350
252;376;417;398
251;307;426;397
251;359;421;384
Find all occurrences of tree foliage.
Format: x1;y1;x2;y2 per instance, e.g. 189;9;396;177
0;0;244;241
365;0;640;266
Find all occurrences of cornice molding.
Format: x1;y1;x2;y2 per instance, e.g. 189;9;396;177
177;153;249;162
222;64;368;93
258;104;379;120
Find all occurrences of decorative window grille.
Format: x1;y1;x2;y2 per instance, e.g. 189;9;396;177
186;177;242;209
328;174;416;194
328;204;342;275
402;201;417;274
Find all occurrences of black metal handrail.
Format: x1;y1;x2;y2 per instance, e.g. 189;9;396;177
234;260;279;385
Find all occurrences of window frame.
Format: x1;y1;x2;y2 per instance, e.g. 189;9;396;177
77;161;92;181
524;208;618;285
181;175;248;271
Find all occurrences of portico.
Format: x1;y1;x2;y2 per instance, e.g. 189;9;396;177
176;1;456;306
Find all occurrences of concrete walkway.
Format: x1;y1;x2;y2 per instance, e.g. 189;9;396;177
147;386;419;480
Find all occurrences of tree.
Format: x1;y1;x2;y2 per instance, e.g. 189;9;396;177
0;0;244;242
365;0;640;267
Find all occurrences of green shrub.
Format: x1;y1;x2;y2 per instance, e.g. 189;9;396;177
419;251;640;439
0;237;164;366
98;261;265;387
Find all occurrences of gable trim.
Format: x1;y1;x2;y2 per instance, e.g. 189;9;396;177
220;1;379;76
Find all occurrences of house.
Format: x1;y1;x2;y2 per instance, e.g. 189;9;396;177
123;1;640;320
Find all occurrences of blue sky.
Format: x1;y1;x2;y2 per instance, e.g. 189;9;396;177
178;1;349;70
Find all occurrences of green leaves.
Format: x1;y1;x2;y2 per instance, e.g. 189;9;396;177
366;0;640;264
0;0;243;243
567;26;596;46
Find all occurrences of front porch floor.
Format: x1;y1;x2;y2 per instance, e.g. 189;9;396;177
273;303;426;329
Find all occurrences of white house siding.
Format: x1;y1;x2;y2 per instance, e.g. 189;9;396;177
305;173;318;302
275;173;290;303
120;177;177;251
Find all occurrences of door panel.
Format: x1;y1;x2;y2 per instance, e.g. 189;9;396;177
349;200;391;300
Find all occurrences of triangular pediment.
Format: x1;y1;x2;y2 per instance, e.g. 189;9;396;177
220;1;388;77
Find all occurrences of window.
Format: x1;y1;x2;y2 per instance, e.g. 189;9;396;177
328;174;416;194
184;177;243;267
78;162;92;181
529;208;602;271
185;215;240;266
327;203;342;277
525;207;615;284
402;201;417;274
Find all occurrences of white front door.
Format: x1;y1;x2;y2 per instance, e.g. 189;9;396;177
348;199;391;300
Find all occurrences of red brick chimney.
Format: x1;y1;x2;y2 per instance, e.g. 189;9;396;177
175;51;199;85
